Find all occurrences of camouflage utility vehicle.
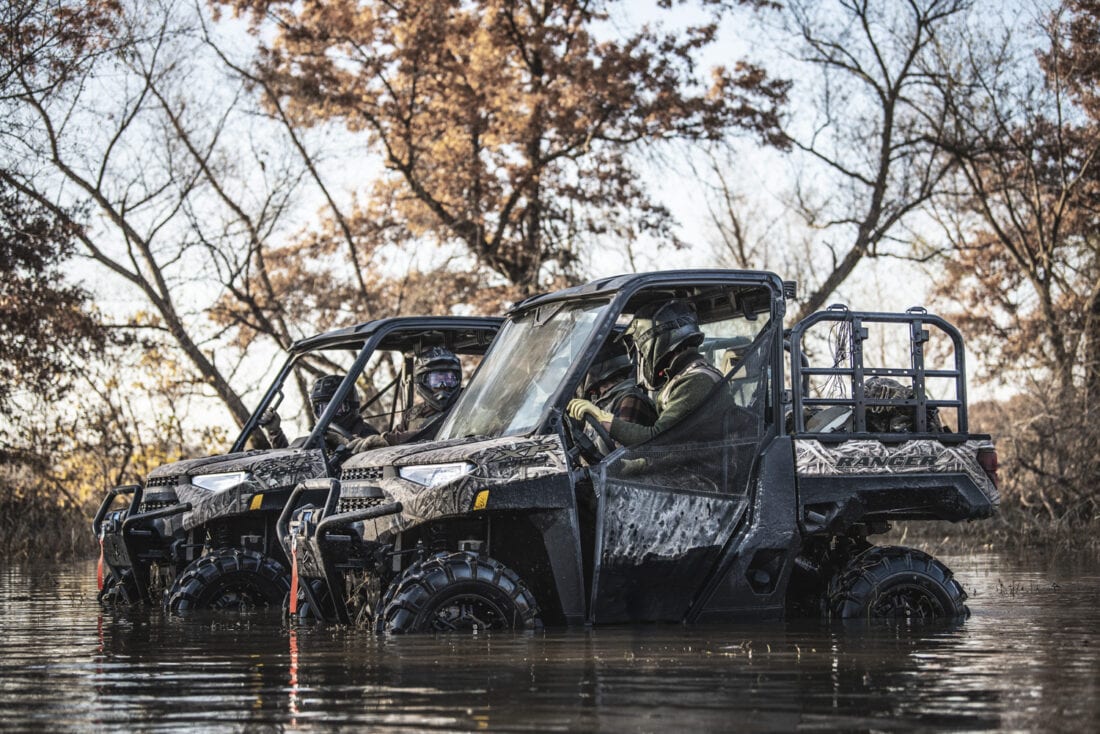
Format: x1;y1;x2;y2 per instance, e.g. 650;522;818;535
93;317;500;612
282;271;999;631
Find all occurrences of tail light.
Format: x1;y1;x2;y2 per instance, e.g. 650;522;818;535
977;447;999;490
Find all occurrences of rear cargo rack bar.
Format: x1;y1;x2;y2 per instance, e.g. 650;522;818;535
788;308;968;435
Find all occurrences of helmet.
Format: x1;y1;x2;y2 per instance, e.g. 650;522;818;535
583;349;634;400
413;346;462;411
310;374;360;428
626;300;704;389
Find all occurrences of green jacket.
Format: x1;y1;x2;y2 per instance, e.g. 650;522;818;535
609;352;724;447
381;401;445;445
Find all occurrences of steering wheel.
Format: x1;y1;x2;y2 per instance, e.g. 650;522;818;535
583;413;616;451
324;422;354;447
564;412;612;465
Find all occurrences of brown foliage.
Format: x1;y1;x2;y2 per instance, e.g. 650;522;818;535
0;0;120;87
972;395;1100;529
1042;0;1100;121
215;0;788;292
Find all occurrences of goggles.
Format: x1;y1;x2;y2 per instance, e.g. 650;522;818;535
312;399;350;418
425;370;460;390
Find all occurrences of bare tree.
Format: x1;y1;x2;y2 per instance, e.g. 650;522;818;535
709;0;968;320
1;0;311;431
929;1;1100;526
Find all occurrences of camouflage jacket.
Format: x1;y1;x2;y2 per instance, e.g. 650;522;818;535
380;401;447;446
609;351;724;447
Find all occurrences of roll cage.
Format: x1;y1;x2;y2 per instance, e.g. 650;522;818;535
481;270;790;442
231;316;502;454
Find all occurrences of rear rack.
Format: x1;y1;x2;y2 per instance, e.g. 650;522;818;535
788;305;968;436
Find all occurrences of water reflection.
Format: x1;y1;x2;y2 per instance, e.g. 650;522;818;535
0;554;1097;731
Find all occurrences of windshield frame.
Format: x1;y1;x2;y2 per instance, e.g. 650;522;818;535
437;298;615;440
233;318;502;453
437;271;787;443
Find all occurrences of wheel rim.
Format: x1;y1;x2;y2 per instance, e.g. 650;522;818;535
427;592;511;632
209;583;271;611
870;583;946;619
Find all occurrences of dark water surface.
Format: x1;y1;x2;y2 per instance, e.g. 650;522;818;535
1;552;1097;732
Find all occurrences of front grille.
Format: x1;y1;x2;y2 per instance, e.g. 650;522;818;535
138;500;174;513
342;466;384;481
336;496;386;514
146;475;179;488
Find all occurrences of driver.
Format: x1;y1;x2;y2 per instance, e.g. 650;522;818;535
347;346;463;453
579;346;656;453
259;374;377;449
567;300;724;446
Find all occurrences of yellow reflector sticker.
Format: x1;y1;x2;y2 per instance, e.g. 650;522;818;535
473;490;489;511
249;494;263;511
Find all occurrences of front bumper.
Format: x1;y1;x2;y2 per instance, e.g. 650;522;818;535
279;478;403;624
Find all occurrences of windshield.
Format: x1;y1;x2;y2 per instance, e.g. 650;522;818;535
438;300;610;440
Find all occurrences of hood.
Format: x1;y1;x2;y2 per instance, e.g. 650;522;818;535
340;433;568;481
333;433;573;548
146;449;267;481
163;448;327;532
146;448;323;489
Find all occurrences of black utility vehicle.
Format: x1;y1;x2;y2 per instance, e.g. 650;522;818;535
93;317;500;612
282;271;999;631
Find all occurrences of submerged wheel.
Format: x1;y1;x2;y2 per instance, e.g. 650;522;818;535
828;545;968;620
166;548;290;613
98;569;140;607
283;579;332;623
377;552;541;634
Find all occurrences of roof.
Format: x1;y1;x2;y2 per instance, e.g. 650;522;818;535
509;269;787;315
289;315;503;354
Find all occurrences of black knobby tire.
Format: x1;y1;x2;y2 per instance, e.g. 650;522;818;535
98;569;139;607
828;545;968;620
166;548;290;613
377;552;541;634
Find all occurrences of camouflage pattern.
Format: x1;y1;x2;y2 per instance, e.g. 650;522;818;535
598;482;747;565
337;434;568;542
794;438;999;504
862;376;943;432
145;449;268;481
156;449;327;531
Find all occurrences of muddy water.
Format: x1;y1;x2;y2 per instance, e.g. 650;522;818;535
1;552;1097;732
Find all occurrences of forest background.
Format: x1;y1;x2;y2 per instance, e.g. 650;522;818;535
1;0;1097;558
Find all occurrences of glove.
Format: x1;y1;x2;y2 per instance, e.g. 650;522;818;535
346;434;388;453
258;409;280;430
566;399;612;424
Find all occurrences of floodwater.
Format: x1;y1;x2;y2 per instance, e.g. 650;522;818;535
1;552;1097;732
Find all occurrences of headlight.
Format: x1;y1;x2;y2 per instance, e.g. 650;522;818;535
398;462;473;487
191;471;250;492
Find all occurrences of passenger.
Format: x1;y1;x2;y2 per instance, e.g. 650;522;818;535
567;300;725;446
347;346;463;452
259;374;378;449
578;346;657;453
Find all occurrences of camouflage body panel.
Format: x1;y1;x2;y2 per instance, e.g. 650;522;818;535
794;438;999;504
599;484;746;565
158;449;327;531
339;434;569;542
145;450;267;481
